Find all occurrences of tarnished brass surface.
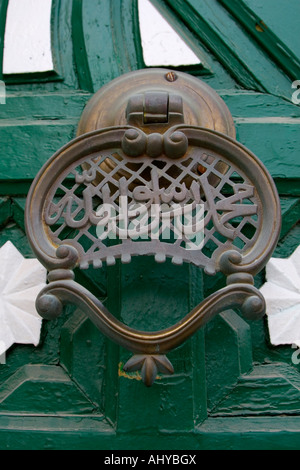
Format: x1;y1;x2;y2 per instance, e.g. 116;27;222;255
25;69;281;387
77;69;236;138
79;69;234;188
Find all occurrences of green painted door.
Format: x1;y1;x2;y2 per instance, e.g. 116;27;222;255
0;0;299;450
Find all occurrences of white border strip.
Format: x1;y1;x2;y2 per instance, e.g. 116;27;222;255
3;0;54;75
138;0;200;67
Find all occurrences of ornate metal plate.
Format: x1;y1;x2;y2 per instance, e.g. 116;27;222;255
26;124;281;386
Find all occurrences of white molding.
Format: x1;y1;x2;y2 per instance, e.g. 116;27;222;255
0;241;47;356
138;0;200;67
3;0;54;75
260;245;300;347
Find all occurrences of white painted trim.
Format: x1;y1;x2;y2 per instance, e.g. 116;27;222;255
0;241;47;355
138;0;200;67
235;117;300;124
3;0;54;75
260;245;300;347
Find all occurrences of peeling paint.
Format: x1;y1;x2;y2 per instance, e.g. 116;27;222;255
118;362;142;382
118;362;162;382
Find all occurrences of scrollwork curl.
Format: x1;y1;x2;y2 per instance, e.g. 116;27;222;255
121;127;188;159
219;250;244;275
122;128;147;157
56;245;79;270
164;130;188;159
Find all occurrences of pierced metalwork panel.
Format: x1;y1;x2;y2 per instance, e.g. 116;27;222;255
26;125;280;278
44;139;259;276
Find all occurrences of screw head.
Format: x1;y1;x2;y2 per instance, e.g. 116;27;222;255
165;71;178;82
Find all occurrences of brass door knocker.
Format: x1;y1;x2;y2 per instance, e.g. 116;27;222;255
25;69;281;386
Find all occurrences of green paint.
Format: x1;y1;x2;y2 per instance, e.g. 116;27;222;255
11;198;26;231
274;223;300;258
0;121;77;182
0;415;300;450
72;0;94;92
110;0;144;74
0;92;91;121
0;0;8;80
212;364;300;417
236;122;300;195
242;0;300;59
221;92;300;118
0;0;299;450
60;310;106;408
0;197;11;227
152;0;264;92
0;365;96;414
220;0;300;81
280;198;300;238
0;223;34;256
102;258;207;433
80;0;145;90
152;0;293;99
205;310;253;413
1;95;299;191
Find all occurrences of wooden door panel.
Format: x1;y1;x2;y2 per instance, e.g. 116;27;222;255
0;365;96;415
211;363;300;417
219;0;300;81
0;0;299;449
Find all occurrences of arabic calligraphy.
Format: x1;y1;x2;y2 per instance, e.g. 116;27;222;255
45;166;258;246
